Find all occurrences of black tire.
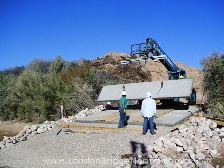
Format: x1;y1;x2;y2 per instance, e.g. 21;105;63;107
188;88;196;105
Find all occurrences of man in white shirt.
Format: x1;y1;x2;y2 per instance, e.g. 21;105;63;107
141;92;156;135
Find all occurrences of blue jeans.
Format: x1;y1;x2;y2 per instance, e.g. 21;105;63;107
118;107;125;128
143;116;154;134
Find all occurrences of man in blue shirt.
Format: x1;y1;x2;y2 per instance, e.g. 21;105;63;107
141;92;156;135
118;91;127;128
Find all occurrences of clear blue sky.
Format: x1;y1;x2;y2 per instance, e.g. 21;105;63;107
0;0;223;70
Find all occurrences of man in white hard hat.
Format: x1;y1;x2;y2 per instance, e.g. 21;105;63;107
141;91;156;135
118;91;127;128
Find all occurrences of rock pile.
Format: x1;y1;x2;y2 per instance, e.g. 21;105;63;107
0;105;105;149
62;105;106;123
131;117;224;168
0;121;57;149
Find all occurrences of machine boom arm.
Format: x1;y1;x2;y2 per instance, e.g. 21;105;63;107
125;38;186;80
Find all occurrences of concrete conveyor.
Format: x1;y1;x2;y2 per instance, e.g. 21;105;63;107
97;79;194;101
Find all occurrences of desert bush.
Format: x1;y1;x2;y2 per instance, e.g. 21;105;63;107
201;53;224;119
0;74;17;120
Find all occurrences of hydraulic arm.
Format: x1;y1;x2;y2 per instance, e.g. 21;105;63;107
122;38;186;80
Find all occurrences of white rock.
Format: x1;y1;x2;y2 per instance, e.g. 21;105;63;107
220;127;224;132
31;125;39;131
176;147;184;152
214;128;220;133
0;143;6;149
37;127;44;134
23;125;31;130
203;130;212;138
153;146;162;153
155;141;163;148
189;151;196;161
31;131;38;136
178;125;188;133
195;152;206;161
219;132;224;136
44;120;50;124
3;136;9;141
174;162;183;168
43;127;48;132
26;128;32;134
199;161;214;168
174;138;183;147
159;136;167;143
157;153;167;159
209;122;217;129
12;139;17;144
5;138;12;143
164;140;176;149
209;149;218;157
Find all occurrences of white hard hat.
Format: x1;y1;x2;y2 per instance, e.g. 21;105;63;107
146;92;151;98
121;91;127;96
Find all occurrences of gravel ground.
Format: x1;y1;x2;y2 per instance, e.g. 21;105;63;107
0;123;171;168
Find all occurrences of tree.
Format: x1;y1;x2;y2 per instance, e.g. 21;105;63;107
201;53;224;119
0;74;17;120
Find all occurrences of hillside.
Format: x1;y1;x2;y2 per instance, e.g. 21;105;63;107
91;52;203;89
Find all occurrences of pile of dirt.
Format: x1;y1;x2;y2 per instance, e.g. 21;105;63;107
92;52;152;83
91;52;203;90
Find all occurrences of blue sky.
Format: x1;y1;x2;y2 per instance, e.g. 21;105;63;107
0;0;223;70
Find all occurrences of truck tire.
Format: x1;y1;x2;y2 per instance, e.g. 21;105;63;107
188;88;196;105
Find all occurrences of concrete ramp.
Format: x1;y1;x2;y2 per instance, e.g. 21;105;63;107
98;79;194;101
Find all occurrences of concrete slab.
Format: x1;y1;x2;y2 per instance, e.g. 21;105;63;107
155;106;198;127
96;111;119;121
98;79;194;101
74;106;198;127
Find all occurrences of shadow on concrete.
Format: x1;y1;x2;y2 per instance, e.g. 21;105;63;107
174;104;189;110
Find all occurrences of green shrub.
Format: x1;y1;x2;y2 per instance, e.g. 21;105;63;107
201;53;224;119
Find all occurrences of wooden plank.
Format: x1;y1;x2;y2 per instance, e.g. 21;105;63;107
58;124;163;134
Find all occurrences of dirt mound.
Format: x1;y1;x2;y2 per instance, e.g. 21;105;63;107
91;52;203;90
92;52;152;83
